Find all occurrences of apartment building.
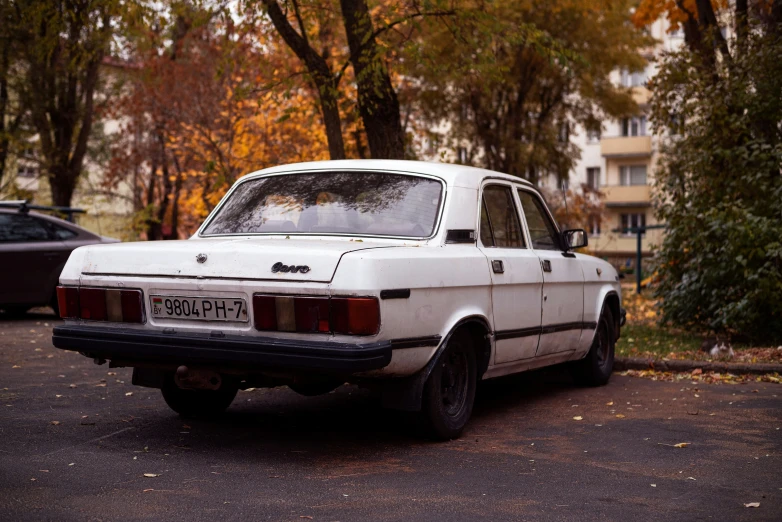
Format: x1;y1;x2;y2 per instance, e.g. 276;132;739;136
557;18;687;267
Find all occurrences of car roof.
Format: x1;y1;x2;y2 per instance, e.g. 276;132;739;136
0;207;98;237
239;160;533;189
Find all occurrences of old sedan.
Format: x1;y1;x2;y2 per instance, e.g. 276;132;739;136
52;160;623;439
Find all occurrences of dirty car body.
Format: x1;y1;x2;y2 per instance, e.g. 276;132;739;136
52;160;623;439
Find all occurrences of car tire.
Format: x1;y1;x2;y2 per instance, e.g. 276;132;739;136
570;306;615;387
161;375;238;419
420;330;477;440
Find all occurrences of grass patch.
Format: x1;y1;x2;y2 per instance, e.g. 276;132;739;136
616;323;702;358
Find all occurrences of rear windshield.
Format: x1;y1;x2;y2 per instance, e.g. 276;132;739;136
201;171;444;238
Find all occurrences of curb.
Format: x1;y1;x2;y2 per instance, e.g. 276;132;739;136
614;357;782;376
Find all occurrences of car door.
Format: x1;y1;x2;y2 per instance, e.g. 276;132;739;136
516;189;585;357
476;183;543;364
0;213;68;306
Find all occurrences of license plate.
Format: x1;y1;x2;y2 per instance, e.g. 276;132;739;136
150;295;248;322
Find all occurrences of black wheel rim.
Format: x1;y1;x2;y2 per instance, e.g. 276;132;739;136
440;348;468;417
595;320;610;368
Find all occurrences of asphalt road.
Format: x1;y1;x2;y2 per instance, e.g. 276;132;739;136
1;312;781;521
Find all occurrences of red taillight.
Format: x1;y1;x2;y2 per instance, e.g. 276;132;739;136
253;295;278;331
120;290;144;323
57;286;79;319
331;297;381;336
56;286;143;323
80;288;107;321
294;297;330;333
253;295;380;335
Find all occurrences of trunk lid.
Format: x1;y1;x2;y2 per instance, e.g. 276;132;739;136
79;237;398;283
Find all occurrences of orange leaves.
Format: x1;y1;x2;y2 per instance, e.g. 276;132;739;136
632;0;731;31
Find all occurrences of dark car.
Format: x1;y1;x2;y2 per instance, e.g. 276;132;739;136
0;207;118;316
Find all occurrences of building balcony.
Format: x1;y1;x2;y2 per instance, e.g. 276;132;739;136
601;184;651;207
600;136;652;157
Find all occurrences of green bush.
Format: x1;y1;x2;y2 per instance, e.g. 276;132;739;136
649;29;782;344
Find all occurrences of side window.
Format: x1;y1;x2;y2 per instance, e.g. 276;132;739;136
480;185;524;248
0;214;53;242
44;221;77;240
517;190;560;251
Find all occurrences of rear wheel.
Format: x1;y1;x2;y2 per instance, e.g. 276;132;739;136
570;307;615;386
161;374;238;419
420;330;477;440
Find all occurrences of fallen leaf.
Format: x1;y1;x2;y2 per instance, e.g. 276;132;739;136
744;502;760;508
125;392;133;396
69;384;77;389
650;484;656;488
573;416;583;421
615;414;625;418
606;401;613;406
50;421;60;425
687;477;696;480
143;473;159;478
55;395;63;398
95;383;107;387
673;443;690;448
143;488;154;492
300;517;313;520
12;365;20;369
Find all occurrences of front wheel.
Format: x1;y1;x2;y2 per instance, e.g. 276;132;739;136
161;375;238;419
570;307;615;386
420;330;477;440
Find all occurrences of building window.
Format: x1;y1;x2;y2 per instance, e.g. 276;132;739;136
620;213;646;236
586;129;601;143
586;167;600;189
17;164;38;178
456;146;468;163
619;165;647;186
621;116;647;136
621;69;647;87
589;217;601;237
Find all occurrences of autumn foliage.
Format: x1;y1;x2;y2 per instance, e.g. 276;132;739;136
106;5;329;239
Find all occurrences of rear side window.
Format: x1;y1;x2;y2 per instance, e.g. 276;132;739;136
480;185;524;248
517;190;560;250
45;222;77;240
0;214;52;242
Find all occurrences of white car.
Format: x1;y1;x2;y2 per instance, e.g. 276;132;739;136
53;160;624;439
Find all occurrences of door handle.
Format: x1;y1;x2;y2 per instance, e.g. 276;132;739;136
491;260;504;274
541;259;552;272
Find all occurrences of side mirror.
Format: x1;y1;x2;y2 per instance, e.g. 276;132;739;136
562;229;588;250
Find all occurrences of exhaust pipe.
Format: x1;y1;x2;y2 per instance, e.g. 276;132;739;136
174;365;222;391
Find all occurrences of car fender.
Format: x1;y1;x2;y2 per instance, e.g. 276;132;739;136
380;314;491;412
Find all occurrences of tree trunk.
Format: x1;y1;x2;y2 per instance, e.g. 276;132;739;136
340;0;404;160
263;0;346;160
49;167;77;207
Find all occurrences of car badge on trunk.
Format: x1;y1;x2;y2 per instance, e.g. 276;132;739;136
272;262;310;274
196;253;208;264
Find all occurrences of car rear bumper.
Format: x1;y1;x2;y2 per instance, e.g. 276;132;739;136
52;325;392;373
